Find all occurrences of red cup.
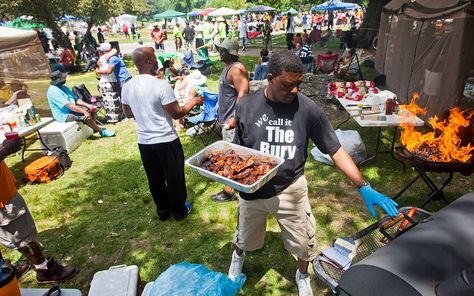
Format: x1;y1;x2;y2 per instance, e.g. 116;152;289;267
4;132;19;140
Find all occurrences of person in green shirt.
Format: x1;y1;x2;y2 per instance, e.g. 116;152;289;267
202;18;213;50
262;18;273;51
174;24;183;51
217;16;227;43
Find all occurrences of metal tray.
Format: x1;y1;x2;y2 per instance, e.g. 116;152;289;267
185;141;285;193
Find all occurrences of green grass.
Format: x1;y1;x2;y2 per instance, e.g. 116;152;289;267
3;55;473;295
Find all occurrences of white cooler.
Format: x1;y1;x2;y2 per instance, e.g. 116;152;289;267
21;288;82;296
88;265;140;296
39;121;93;153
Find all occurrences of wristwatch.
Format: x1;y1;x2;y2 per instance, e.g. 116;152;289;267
357;180;371;189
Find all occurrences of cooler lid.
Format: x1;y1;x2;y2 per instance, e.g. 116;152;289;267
39;121;79;134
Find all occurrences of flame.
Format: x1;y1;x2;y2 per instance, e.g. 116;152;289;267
400;93;474;163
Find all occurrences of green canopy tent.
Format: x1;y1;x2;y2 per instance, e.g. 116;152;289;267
153;10;186;30
285;8;298;15
4;17;46;30
153;10;186;20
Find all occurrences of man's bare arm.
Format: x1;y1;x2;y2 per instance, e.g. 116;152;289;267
163;97;203;120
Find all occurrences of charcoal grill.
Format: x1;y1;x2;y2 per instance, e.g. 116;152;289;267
393;147;474;208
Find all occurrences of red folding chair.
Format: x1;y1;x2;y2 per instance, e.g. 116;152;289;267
316;53;339;74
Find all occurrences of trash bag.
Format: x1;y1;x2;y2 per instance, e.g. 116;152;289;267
311;129;366;165
150;261;246;296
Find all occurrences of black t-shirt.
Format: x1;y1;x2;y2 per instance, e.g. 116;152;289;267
234;89;341;200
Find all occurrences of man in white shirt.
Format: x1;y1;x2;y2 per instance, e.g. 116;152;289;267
286;12;296;50
121;47;203;221
238;17;248;51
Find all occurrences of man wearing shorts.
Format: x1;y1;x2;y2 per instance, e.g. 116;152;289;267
211;38;249;202
227;50;398;296
47;70;115;137
0;137;78;283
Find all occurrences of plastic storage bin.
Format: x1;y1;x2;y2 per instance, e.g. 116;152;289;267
88;265;140;296
39;121;92;153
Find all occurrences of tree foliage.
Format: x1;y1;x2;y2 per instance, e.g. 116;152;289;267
1;0;147;49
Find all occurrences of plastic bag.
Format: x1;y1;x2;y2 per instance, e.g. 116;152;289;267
311;129;366;165
150;261;246;296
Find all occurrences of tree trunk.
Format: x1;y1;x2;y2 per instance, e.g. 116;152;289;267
44;16;72;49
357;0;390;48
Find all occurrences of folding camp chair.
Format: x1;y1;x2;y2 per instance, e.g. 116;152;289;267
335;50;363;80
185;91;220;144
73;84;108;124
253;62;268;80
182;51;205;71
196;47;218;74
316;53;339;74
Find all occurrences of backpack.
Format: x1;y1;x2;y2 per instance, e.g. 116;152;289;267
24;156;63;183
72;84;96;104
51;146;73;170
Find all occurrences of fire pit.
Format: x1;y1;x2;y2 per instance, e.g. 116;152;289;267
393;94;474;208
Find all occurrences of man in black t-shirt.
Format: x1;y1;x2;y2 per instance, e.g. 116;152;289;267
227;50;398;296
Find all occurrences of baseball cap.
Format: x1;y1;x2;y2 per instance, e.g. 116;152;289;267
215;38;239;57
99;42;111;52
50;70;68;85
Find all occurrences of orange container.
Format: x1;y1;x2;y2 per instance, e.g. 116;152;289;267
0;267;21;296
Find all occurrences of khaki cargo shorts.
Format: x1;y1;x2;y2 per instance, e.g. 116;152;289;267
0;192;38;249
233;175;317;261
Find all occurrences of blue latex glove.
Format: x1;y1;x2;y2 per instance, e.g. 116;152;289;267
359;185;398;217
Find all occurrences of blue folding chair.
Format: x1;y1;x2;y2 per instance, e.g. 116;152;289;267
182;51;205;71
186;92;220;143
254;62;268;80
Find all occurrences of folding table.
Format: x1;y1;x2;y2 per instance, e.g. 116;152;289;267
335;97;424;168
0;117;54;161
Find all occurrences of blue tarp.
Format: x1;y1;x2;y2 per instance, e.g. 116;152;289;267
311;0;360;11
150;261;246;296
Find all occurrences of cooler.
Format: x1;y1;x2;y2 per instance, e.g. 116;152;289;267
21;288;82;296
88;265;141;296
39;121;93;153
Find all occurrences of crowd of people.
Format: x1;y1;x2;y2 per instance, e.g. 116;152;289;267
0;7;396;295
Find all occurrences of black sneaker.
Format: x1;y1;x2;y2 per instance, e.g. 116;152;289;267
174;202;192;221
157;209;171;221
211;192;237;202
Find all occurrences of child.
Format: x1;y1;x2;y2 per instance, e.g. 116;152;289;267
259;48;269;64
293;33;303;49
303;29;310;45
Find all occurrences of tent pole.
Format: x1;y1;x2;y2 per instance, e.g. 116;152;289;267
406;20;424;101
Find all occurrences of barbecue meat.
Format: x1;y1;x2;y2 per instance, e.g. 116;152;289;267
200;149;276;185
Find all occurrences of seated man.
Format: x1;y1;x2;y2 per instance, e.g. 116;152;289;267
295;43;314;73
1;137;78;283
335;48;359;77
47;70;115;137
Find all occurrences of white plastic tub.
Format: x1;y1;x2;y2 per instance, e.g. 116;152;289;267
88;265;140;296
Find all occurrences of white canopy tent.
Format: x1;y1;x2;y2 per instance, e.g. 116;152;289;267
115;14;138;27
208;8;240;16
0;26;50;80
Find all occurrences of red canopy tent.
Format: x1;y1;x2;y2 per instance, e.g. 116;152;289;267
198;8;216;16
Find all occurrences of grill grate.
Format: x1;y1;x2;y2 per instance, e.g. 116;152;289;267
314;207;432;291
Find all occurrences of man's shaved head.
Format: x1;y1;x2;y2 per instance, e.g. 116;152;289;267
132;47;158;75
